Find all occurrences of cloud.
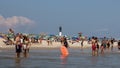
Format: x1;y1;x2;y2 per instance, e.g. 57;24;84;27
0;15;34;27
0;15;35;32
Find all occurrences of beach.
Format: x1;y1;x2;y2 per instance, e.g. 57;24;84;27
1;0;120;67
1;37;120;68
0;37;118;49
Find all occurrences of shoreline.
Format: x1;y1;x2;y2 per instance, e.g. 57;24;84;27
0;38;118;49
0;43;118;49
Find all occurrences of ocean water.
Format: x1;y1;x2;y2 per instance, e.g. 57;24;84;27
0;47;120;68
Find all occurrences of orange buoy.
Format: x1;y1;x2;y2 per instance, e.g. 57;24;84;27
60;46;69;56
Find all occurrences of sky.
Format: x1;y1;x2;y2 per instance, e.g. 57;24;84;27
0;0;120;38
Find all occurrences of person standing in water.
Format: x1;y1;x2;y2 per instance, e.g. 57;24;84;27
60;37;69;57
106;40;111;52
100;40;106;54
15;33;22;58
91;42;96;56
110;39;114;51
23;35;30;58
95;40;99;56
118;40;120;51
60;37;69;65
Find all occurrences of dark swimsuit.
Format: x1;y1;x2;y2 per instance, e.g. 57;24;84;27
15;44;22;53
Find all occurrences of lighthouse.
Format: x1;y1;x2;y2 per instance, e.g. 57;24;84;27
59;26;62;36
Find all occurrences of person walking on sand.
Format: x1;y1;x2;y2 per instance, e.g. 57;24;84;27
39;37;43;45
47;38;50;45
81;39;84;50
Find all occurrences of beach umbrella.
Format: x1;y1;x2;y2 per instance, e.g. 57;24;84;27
72;36;78;41
78;32;82;34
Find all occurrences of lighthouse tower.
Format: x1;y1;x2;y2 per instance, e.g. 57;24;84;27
59;26;62;36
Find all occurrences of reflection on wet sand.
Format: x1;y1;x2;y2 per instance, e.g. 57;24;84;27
15;58;21;63
0;48;120;68
23;52;29;58
60;55;68;65
15;58;21;68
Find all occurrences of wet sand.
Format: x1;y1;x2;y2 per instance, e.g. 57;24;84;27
0;47;120;68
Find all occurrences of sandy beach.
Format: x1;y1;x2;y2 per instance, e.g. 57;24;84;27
1;37;120;68
0;37;118;49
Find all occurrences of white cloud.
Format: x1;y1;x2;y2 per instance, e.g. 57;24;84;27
0;15;34;28
0;15;35;33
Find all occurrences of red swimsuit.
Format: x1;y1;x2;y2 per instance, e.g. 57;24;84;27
92;44;96;51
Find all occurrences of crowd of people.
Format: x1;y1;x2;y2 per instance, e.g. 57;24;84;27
1;28;120;58
91;36;120;56
15;33;30;58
